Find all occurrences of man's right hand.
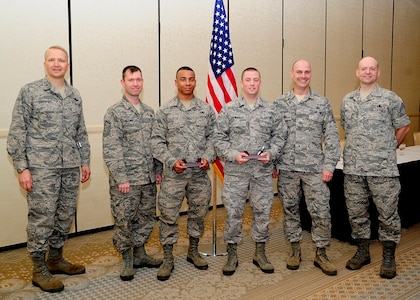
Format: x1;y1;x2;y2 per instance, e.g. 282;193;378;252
118;182;130;193
18;169;32;192
236;152;250;164
173;159;187;174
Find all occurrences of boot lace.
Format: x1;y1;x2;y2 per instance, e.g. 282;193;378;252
351;247;368;261
290;245;300;257
383;248;394;265
317;250;331;263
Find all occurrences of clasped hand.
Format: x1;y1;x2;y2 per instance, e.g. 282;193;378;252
173;158;209;174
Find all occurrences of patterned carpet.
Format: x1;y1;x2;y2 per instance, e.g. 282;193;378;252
0;199;419;300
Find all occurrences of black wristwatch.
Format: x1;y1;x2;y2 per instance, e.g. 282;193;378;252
17;168;27;174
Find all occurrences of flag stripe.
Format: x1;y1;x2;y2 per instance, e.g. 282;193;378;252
213;158;225;183
223;68;238;99
217;72;236;104
207;74;223;114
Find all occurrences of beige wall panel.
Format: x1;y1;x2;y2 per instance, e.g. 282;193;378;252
362;0;393;89
229;0;283;102
160;0;214;105
0;0;69;247
325;0;363;117
71;1;159;123
283;0;326;95
70;1;159;231
0;0;69;130
0;139;28;247
75;132;114;231
392;0;420;142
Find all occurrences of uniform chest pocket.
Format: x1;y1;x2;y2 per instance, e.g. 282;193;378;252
122;118;141;135
252;118;272;135
167;118;185;130
32;99;61;128
308;110;324;123
33;99;58;113
281;112;294;127
366;106;388;120
230;117;247;134
67;105;82;116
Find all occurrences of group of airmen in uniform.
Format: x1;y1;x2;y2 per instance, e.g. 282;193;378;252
7;46;410;293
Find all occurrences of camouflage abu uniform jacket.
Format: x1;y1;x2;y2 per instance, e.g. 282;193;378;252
340;84;410;177
7;77;90;171
214;96;287;176
151;96;216;173
103;96;162;186
274;89;340;173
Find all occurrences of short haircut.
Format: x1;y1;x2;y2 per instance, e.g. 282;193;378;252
44;45;69;61
122;65;142;79
176;66;194;78
241;67;260;80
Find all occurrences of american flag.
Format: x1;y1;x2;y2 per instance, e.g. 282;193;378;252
206;0;238;181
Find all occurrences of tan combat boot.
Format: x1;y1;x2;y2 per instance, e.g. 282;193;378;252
286;242;301;270
186;236;208;270
314;247;337;276
32;252;64;293
157;244;174;281
46;247;85;275
120;249;134;281
253;242;274;273
222;243;238;276
133;245;162;268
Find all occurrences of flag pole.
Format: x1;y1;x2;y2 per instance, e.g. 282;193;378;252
200;0;234;256
199;165;227;256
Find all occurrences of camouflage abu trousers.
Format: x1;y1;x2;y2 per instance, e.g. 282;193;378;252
158;171;211;245
110;183;157;253
278;170;331;248
222;171;273;244
26;167;80;254
344;174;401;243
